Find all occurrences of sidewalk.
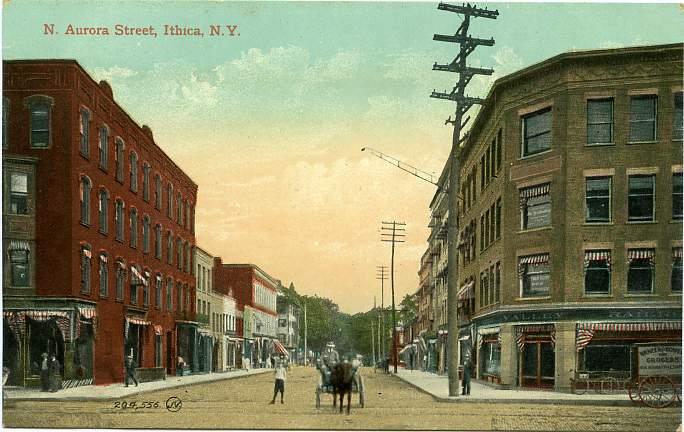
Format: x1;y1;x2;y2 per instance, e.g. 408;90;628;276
5;368;272;402
393;368;636;406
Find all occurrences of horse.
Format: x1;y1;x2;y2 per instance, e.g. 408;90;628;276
330;362;354;414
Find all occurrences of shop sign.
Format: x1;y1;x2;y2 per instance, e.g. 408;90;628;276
638;345;681;376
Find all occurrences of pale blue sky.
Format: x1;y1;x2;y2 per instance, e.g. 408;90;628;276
3;1;683;312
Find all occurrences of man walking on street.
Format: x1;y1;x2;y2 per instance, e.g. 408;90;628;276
125;355;139;387
269;360;287;404
462;356;472;396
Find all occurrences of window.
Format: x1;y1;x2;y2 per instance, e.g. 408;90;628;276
585;177;612;223
480;339;501;377
166;279;173;311
520;183;551;230
177;193;183;224
142;215;151;253
167;184;173;218
155;275;162;308
115;199;125;241
79;109;90;156
495;198;502;239
479;216;485;252
130;152;138;192
155;174;162;209
190;205;195;233
177;282;183;311
628;174;655;222
185;201;190;230
98;127;109;169
98;189;109;233
587;99;613;144
143;271;150;307
80;176;91;225
673;173;682;220
2;97;8;148
496;129;502;171
480;155;486;190
177;238;183;269
519;253;550;297
672;248;682;293
26;95;53;148
130;267;139;305
627;249;655;293
143;163;151;202
674;92;683;141
115;138;124;182
9;172;29;215
167;232;173;265
8;244;30;287
522;108;551;157
629;95;657;142
495;262;501;303
155;224;162;259
80;245;92;294
584;250;611;294
116;262;125;300
99;254;108;297
129;208;138;248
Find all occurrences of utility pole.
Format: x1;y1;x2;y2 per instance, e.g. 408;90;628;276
381;221;405;373
430;2;498;397
376;265;388;361
371;314;376;366
303;301;308;366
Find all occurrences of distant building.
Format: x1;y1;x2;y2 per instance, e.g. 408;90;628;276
277;282;300;361
3;60;198;386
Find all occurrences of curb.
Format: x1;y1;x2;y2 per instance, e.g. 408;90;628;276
391;373;640;407
5;369;272;402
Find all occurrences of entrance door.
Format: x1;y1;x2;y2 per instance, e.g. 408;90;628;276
521;340;555;387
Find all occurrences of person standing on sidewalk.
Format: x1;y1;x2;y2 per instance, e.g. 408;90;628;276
462;357;472;396
48;354;61;392
269;360;287;404
39;353;49;392
125;355;139;387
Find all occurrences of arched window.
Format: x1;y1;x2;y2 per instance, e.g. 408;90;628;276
155;174;162;209
115;138;125;182
129;208;138;248
24;95;54;148
80;244;92;294
99;253;108;297
80;176;91;225
177;238;183;270
155;224;162;259
177;192;183;224
167;231;173;265
167;183;173;218
79;108;90;157
115;199;125;241
142;215;151;253
155;273;163;309
185;200;190;230
142;163;151;202
130;151;138;192
190;204;195;234
143;269;150;307
115;260;125;300
166;278;173;311
99;126;109;170
98;189;109;233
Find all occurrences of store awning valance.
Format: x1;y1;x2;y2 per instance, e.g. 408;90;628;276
628;248;655;263
519;254;550;266
673;247;682;260
126;316;151;326
7;240;30;251
78;306;97;319
575;321;682;351
273;339;289;357
584;250;611;268
519;183;550;206
515;324;555;352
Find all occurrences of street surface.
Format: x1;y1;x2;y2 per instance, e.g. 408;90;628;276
3;367;680;431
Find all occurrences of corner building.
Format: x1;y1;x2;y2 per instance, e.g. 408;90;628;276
3;60;198;386
445;44;682;392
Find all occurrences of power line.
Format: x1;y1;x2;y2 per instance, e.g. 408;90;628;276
381;220;406;374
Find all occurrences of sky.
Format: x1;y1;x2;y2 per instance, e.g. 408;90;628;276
3;1;683;313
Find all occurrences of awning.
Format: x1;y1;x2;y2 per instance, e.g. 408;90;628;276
673;247;682;260
519;183;550;206
126;316;151;326
477;327;501;349
628;248;655;262
99;254;108;263
515;324;555;352
8;240;30;251
273;339;289;357
584;250;611;268
25;310;70;321
458;335;470;341
575;321;682;352
457;281;475;300
518;253;550;276
130;266;148;286
78;306;97;319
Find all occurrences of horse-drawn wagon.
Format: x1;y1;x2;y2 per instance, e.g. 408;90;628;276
315;356;365;411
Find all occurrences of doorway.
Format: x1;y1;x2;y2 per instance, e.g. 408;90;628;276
520;338;554;387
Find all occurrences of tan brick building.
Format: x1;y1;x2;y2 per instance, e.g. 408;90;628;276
430;43;682;392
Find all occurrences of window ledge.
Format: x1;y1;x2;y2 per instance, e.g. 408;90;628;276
627;140;658;145
79;221;91;228
582;294;613;298
519;149;553;161
514;296;551;301
79;152;90;160
584;222;613;226
626;220;658;225
668;292;682;296
585;143;615;147
517;226;553;234
98;230;108;236
624;293;657;297
671;219;683;224
98;166;108;174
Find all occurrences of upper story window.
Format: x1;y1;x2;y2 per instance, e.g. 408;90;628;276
628;174;655;222
129;208;138;248
9;172;29;215
177;193;183;225
155;224;162;259
518;253;550;298
80;245;92;294
8;241;30;287
674;92;683;141
115;199;125;241
130;266;140;305
142;215;151;254
3;97;9;149
673;172;683;221
155;174;162;209
80;176;91;225
176;238;183;270
585;176;612;223
167;183;173;218
115;138;125;182
167;231;174;265
629;95;657;142
98;127;109;170
584;250;611;295
519;183;551;230
166;278;173;311
130;152;138;192
155;274;162;309
627;248;655;294
142;163;151;202
587;98;613;145
98;189;109;234
672;248;682;293
115;261;125;301
495;198;502;240
25;95;53;148
521;108;551;157
190;205;195;234
99;253;108;297
143;270;150;307
79;108;90;157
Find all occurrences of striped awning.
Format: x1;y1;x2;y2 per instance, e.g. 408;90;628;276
518;254;549;276
156;274;162;282
477;327;501;349
457;281;475;300
78;306;97;319
7;240;30;251
584;250;611;268
519;183;550;206
628;248;655;263
82;248;92;258
126;316;151;326
117;260;126;270
273;339;289;357
515;324;556;352
130;266;148;287
25;310;70;321
576;321;682;351
674;247;683;260
99;254;108;263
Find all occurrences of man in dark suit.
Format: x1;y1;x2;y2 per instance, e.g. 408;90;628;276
462;357;473;396
48;354;61;392
125;355;139;387
39;353;49;392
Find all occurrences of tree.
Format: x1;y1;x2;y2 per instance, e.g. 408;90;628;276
398;294;417;327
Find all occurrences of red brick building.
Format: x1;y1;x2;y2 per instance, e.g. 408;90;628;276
3;60;198;387
213;261;278;367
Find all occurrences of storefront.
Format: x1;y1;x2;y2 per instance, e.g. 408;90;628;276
176;321;199;373
516;324;555;388
197;331;213;373
477;326;500;383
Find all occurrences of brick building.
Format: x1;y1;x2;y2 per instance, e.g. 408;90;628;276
425;43;682;392
3;60;198;387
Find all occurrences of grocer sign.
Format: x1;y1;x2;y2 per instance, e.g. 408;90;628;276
638;345;681;376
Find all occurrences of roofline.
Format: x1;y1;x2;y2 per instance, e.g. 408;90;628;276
218;263;279;288
4;59;199;190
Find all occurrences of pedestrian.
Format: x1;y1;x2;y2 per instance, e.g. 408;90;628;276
462;357;472;396
39;353;49;392
269;360;287;404
125;354;139;387
266;356;272;369
48;354;61;392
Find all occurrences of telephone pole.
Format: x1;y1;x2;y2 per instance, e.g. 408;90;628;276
376;265;388;361
430;2;498;397
381;221;405;373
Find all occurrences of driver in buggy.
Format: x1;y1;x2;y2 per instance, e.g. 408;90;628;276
316;342;340;387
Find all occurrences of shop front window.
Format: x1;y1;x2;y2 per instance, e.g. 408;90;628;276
480;342;501;377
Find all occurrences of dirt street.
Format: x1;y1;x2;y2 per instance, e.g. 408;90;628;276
3;367;680;431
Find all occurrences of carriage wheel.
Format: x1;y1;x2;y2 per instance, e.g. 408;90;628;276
315;387;321;409
600;377;618;394
627;381;639;403
638;376;676;408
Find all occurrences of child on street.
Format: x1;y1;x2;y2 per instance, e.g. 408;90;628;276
269;360;287;404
